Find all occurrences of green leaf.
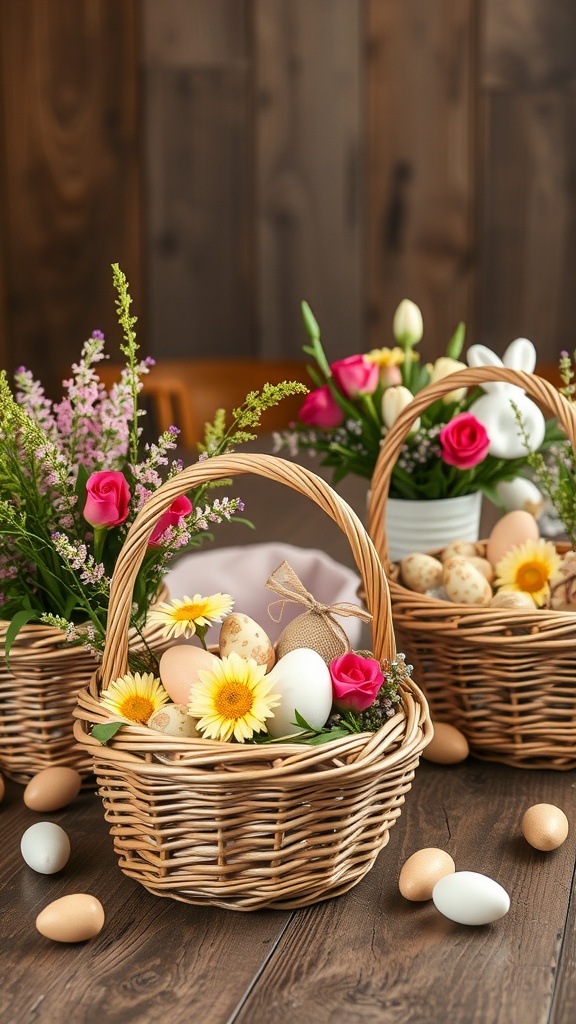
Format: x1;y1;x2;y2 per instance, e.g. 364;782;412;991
4;608;39;667
446;321;466;359
90;721;125;745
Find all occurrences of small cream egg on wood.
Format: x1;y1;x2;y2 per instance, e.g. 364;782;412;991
422;722;469;764
219;613;275;670
443;556;493;606
400;553;444;594
21;821;71;874
24;767;82;812
36;894;105;943
522;803;569;851
486;510;539;567
399;848;456;901
432;871;510;925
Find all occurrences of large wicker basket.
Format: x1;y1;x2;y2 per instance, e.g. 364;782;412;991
74;452;432;911
0;623;98;783
368;365;576;771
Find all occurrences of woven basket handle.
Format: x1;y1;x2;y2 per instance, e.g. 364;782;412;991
101;452;395;684
368;365;576;565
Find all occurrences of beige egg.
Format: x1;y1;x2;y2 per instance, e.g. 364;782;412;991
159;644;220;704
490;590;535;609
399;847;456;901
36;894;105;943
422;721;470;764
400;553;444;593
443;557;493;606
441;540;479;563
24;767;82;812
486;510;539;567
467;556;495;583
219;613;275;670
148;703;200;737
522;803;569;851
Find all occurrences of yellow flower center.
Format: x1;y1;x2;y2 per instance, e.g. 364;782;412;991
173;602;206;622
119;695;156;724
516;561;548;594
214;680;254;720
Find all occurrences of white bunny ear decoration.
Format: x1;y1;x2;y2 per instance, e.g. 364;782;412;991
466;344;509;395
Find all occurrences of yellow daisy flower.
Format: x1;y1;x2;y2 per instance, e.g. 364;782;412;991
147;592;234;640
189;651;281;743
99;672;169;725
494;539;561;608
365;346;406;368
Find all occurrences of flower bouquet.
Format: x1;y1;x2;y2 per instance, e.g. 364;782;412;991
0;264;306;781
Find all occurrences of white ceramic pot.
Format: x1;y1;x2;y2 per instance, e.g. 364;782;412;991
384;492;482;562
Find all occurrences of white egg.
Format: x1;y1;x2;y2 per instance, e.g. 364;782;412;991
495;477;543;518
21;821;71;875
266;648;333;738
432;870;510;925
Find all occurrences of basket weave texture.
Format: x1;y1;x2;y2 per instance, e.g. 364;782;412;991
74;452;432;911
368;365;576;770
0;623;97;783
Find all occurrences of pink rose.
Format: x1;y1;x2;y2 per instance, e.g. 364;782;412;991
331;355;379;398
149;495;193;547
83;471;131;528
298;385;344;429
330;652;383;712
439;413;490;470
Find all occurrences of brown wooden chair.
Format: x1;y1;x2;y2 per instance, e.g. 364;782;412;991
96;358;310;450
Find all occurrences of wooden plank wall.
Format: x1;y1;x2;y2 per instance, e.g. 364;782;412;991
0;0;574;394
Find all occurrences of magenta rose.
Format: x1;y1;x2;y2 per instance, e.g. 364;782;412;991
149;495;193;547
83;471;131;528
298;385;345;429
439;413;490;470
331;355;379;398
330;652;383;712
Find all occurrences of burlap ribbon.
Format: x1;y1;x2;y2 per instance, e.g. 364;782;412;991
266;560;372;651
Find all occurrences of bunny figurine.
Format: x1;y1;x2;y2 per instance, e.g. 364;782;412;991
466;338;546;459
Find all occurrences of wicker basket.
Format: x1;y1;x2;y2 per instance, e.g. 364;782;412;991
74;452;432;911
368;365;576;770
0;623;98;783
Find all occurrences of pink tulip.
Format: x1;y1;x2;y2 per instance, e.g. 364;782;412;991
83;471;131;528
298;386;345;429
149;495;193;547
331;355;379;398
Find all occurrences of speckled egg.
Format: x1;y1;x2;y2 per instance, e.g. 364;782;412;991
400;553;444;594
443;556;493;606
399;847;456;901
441;540;479;563
219;613;275;670
486;510;539;567
148;703;200;737
466;556;495;583
489;590;535;609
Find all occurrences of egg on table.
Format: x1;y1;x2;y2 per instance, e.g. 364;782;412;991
399;848;456;901
432;871;510;925
422;722;469;764
21;821;71;874
521;803;569;851
36;894;105;943
486;510;539;567
23;766;83;812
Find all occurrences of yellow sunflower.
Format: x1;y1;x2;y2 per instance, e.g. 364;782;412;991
99;672;169;725
494;539;561;608
189;651;281;743
147;593;234;640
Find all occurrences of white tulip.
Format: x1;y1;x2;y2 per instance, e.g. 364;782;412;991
381;385;420;434
393;299;423;347
428;356;468;403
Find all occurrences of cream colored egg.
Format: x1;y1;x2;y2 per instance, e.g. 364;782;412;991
24;767;82;812
441;540;479;563
36;894;105;943
159;644;220;704
265;648;332;738
400;553;444;594
486;510;539;567
422;722;470;764
467;556;495;584
490;590;535;609
219;613;275;670
148;703;200;737
443;557;493;606
522;803;569;851
399;847;456;901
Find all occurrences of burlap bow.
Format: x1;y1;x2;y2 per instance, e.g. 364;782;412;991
266;560;372;651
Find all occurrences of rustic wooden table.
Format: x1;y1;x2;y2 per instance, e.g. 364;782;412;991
1;461;575;1024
